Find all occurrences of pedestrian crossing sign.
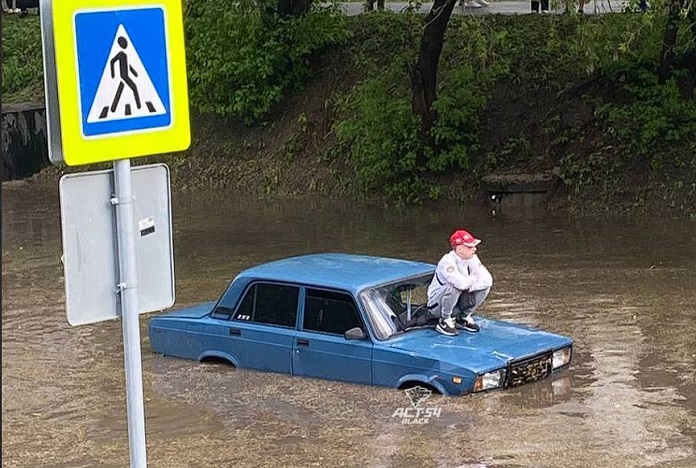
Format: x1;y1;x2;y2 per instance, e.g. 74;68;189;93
82;22;168;132
43;0;190;166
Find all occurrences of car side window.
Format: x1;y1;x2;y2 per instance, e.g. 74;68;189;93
234;283;299;328
303;289;363;336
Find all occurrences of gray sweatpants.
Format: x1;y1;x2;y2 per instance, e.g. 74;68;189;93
428;284;490;320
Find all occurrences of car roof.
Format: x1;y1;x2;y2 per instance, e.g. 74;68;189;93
237;253;435;294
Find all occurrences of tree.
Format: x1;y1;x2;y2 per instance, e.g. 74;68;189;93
657;0;685;82
656;0;696;85
410;0;457;152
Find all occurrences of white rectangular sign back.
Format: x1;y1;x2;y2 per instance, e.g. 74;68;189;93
60;163;174;326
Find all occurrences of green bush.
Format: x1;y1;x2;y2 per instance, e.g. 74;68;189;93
595;69;696;159
334;68;426;203
184;0;349;124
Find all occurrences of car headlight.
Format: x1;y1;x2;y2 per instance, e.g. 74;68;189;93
474;369;506;392
552;347;572;369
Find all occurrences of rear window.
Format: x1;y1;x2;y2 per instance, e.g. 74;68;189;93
234;283;299;328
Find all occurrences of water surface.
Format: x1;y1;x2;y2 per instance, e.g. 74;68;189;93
3;180;695;467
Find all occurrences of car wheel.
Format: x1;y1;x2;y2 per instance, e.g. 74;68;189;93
398;382;441;395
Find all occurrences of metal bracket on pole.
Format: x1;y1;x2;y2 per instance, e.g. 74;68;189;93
110;196;136;206
116;282;138;294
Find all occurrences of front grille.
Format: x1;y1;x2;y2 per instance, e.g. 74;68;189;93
506;352;553;388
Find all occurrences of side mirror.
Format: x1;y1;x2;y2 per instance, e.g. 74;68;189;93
344;327;367;340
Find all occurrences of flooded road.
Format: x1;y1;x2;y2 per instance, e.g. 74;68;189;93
3;179;695;468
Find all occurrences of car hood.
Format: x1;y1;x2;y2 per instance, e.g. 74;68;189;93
383;317;572;373
153;301;216;320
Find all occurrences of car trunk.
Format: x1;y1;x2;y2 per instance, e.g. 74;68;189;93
154;301;216;320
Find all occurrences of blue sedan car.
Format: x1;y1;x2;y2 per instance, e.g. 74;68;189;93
149;253;573;395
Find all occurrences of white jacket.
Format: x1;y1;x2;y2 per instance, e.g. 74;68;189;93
427;250;493;300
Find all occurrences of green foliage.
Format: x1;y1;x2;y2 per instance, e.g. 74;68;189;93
333;12;694;211
485;15;586;89
333;61;427;203
1;16;43;99
346;11;421;73
332;12;431;204
594;68;696;164
432;17;509;172
558;150;618;198
485;136;532;172
2;6;694;214
185;0;349;123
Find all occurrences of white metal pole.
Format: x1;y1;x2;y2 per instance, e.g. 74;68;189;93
113;158;147;468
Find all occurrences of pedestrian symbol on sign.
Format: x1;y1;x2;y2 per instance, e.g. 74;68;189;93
87;25;165;124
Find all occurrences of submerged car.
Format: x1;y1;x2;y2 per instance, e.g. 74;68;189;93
149;253;572;395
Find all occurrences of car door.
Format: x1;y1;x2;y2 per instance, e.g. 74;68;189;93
223;282;298;374
293;288;372;385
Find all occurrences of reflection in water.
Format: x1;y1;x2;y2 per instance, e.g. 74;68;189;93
3;181;696;467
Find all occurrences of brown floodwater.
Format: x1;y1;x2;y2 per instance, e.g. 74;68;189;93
2;179;695;468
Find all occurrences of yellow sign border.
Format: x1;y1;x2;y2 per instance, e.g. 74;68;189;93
52;0;190;166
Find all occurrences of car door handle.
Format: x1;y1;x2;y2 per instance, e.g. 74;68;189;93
297;338;310;346
229;328;241;336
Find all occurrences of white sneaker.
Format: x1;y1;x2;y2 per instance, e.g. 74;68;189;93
436;317;458;336
477;0;490;6
465;0;483;8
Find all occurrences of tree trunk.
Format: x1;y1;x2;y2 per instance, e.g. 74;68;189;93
277;0;313;16
657;0;684;83
410;0;457;151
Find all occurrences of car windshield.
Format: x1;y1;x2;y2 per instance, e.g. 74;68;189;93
359;273;433;340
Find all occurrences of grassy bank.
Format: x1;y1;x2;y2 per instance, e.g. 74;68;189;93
3;8;695;217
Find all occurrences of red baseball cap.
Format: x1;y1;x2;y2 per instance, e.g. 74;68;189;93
450;229;481;248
